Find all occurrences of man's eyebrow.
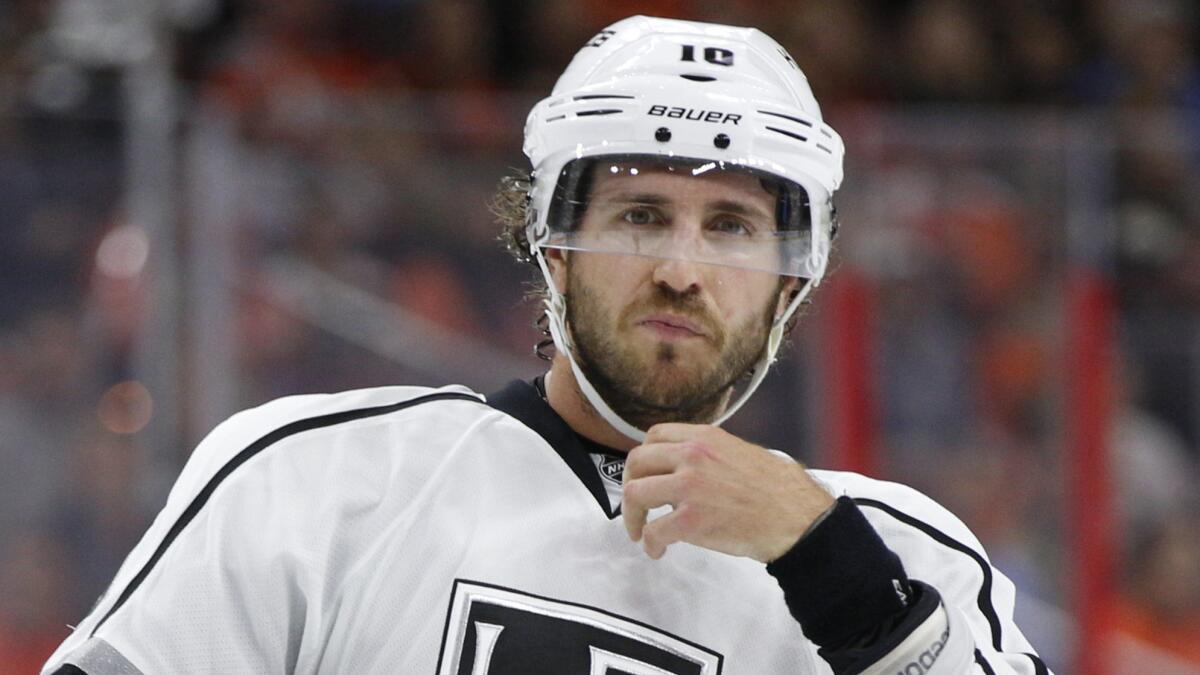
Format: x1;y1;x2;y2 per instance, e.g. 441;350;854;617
594;193;772;219
593;192;670;205
710;199;772;220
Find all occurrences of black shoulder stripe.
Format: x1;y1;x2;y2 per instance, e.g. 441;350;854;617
90;391;484;636
854;498;1049;675
975;649;996;674
854;498;1002;644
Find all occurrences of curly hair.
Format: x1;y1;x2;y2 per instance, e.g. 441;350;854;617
491;171;559;359
489;169;824;361
492;170;538;269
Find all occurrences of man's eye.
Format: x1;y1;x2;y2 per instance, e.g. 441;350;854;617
622;207;660;226
709;218;754;237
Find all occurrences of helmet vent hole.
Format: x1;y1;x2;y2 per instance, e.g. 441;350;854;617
713;133;731;149
680;74;717;82
655;127;672;142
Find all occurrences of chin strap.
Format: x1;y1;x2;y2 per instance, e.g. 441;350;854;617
707;280;814;428
543;296;649;443
535;251;647;442
534;249;817;444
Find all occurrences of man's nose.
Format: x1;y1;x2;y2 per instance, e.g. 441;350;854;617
647;223;713;293
651;255;704;295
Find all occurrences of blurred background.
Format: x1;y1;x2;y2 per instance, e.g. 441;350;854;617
2;0;1199;673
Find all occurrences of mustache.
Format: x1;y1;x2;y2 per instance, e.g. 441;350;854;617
622;285;723;342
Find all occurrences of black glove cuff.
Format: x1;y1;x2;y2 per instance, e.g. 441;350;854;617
766;496;912;647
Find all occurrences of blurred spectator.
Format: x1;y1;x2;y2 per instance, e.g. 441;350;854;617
1079;0;1200;107
974;328;1050;443
1109;355;1197;535
236;284;318;401
389;249;484;337
50;429;151;615
771;0;892;105
1113;110;1200;449
513;0;598;91
0;532;71;675
1001;6;1082;104
1112;512;1200;664
0;311;88;557
404;0;495;90
898;0;1004;102
204;0;386;144
934;439;1053;602
933;178;1040;319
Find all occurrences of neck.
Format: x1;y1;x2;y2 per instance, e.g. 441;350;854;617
545;356;639;452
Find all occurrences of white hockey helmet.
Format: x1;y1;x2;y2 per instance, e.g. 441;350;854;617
523;15;845;441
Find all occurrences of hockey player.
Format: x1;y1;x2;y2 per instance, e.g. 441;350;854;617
44;16;1050;674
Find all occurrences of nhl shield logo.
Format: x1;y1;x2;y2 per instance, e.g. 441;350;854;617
599;456;625;485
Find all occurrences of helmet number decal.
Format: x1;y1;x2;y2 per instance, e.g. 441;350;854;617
586;30;616;48
680;45;734;66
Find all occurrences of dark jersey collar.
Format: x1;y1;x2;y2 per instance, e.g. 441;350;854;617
486;378;624;519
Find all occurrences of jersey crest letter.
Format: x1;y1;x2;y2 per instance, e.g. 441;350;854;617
437;580;723;674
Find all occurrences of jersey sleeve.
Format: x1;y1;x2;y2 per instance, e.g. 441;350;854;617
851;491;1050;674
779;471;1051;675
41;385;484;675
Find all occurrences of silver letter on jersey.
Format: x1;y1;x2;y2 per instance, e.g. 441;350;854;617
440;580;722;674
590;646;675;675
470;622;504;675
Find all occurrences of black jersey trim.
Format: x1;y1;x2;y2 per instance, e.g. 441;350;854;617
487;379;622;519
855;499;1049;674
89;391;485;637
435;578;724;672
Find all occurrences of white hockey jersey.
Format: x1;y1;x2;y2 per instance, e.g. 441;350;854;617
43;381;1049;674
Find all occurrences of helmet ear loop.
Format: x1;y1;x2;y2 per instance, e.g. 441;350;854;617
532;246;567;350
776;273;816;336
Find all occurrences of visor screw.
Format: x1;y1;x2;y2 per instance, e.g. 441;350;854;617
655;127;672;142
713;133;731;149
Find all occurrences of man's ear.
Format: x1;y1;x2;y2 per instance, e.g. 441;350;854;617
545;247;569;292
775;277;804;320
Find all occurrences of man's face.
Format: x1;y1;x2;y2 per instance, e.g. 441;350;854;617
549;163;795;428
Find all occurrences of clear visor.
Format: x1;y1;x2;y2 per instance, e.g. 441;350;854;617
542;155;828;277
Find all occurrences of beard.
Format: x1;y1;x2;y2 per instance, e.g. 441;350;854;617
565;265;776;430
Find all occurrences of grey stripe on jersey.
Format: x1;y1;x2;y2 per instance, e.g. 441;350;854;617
63;638;144;675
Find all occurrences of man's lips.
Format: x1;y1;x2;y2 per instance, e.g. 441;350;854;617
637;313;708;339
